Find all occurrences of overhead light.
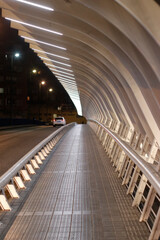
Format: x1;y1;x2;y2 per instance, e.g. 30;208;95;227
58;79;76;85
14;52;20;58
21;36;66;50
70;96;80;99
46;64;73;72
54;73;75;80
60;81;77;86
52;70;74;76
140;143;143;149
13;0;54;11
6;18;62;35
60;82;77;88
69;92;80;96
65;90;79;95
32;48;70;60
56;77;76;83
57;76;76;83
61;85;77;91
40;56;71;67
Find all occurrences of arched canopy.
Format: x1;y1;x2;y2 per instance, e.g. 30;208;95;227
1;0;160;144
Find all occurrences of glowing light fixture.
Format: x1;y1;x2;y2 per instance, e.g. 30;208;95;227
59;81;77;87
32;69;37;74
6;18;62;35
49;88;53;92
13;0;54;11
52;70;74;76
21;36;66;50
54;73;75;80
57;80;75;85
40;56;71;67
32;48;69;60
57;76;76;83
40;81;46;85
140;143;143;149
48;65;73;72
14;52;20;58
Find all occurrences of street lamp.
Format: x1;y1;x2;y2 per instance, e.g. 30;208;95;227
49;88;53;92
9;51;20;124
41;80;46;85
46;88;54;121
32;69;37;74
39;80;46;120
27;68;39;119
14;52;20;58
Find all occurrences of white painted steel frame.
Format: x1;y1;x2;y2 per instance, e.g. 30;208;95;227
88;119;160;196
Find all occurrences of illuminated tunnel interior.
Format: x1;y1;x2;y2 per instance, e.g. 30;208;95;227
0;1;160;239
1;0;160;146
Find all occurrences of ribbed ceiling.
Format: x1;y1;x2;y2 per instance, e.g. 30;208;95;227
0;0;160;145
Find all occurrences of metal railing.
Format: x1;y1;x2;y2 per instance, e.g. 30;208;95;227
0;123;75;210
89;119;160;195
88;119;160;240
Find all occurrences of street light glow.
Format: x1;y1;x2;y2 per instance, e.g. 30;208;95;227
41;81;46;85
49;88;53;92
32;69;37;74
14;52;20;58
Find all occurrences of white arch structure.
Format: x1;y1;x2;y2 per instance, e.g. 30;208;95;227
0;1;160;238
1;0;159;143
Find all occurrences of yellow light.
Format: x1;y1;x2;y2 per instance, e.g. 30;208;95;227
49;88;53;92
41;81;46;85
32;69;37;74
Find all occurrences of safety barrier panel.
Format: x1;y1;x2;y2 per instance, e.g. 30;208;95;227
0;123;75;211
88;119;160;240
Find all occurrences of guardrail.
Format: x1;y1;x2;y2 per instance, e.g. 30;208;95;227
88;119;160;240
0;123;75;211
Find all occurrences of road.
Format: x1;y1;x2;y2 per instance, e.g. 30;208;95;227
0;126;57;176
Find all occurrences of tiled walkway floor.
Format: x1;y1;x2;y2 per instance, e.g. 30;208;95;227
3;125;149;240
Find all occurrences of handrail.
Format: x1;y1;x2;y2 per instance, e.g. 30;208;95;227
0;123;75;190
88;119;160;196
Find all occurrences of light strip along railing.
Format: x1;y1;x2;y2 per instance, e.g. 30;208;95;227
0;123;75;210
88;119;160;196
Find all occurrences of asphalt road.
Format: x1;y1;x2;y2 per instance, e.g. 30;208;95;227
0;125;57;177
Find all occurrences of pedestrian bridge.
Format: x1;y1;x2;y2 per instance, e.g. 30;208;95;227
0;123;159;240
0;0;160;239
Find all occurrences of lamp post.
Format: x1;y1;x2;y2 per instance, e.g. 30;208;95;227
27;68;38;120
9;52;20;125
46;88;53;122
39;80;46;121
